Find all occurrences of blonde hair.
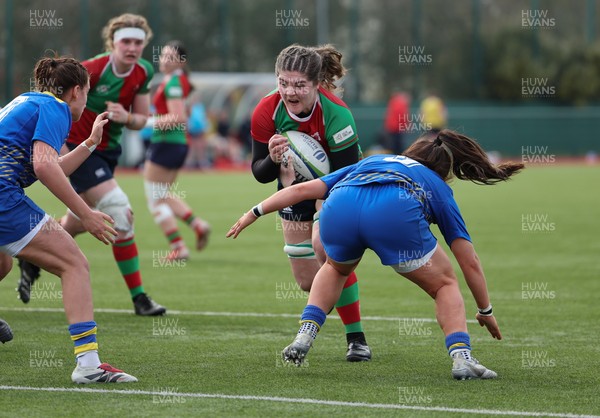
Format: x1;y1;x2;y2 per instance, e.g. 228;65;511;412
101;13;153;51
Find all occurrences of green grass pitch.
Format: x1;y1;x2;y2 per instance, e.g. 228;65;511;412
0;165;598;417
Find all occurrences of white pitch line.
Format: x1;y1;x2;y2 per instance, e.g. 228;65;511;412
0;386;597;418
0;306;477;323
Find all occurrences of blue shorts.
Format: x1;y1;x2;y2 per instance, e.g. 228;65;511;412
66;144;120;194
146;142;189;170
319;183;437;266
0;186;47;254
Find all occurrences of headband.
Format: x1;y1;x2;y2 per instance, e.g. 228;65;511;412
113;27;146;43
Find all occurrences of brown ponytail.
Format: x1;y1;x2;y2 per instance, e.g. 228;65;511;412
403;129;524;184
275;44;347;93
314;44;346;93
33;55;88;99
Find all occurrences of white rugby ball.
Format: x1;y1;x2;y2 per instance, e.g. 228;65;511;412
282;130;330;181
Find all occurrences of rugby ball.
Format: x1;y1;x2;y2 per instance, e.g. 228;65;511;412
282;130;330;181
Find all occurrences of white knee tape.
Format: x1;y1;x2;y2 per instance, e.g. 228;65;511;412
152;203;173;224
283;239;316;259
144;181;174;224
95;187;133;235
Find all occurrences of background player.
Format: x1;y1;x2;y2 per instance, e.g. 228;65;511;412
143;41;210;260
0;56;136;383
250;44;370;361
18;14;165;316
229;130;524;379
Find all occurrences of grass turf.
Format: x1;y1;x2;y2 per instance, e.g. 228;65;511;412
0;165;598;417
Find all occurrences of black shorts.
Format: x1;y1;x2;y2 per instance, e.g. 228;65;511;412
276;179;317;222
66;143;120;194
146;142;189;169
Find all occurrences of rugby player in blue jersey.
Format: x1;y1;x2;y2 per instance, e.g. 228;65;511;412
228;130;523;380
0;56;136;383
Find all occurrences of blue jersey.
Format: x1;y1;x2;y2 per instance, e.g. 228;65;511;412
319;154;471;247
0;92;71;193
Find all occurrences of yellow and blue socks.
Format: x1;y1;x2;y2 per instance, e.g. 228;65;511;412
445;331;472;360
69;321;100;368
298;305;327;342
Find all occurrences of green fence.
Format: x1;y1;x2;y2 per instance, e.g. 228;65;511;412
350;103;600;157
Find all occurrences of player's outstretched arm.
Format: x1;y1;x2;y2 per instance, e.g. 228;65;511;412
227;179;327;239
450;238;502;340
57;112;109;176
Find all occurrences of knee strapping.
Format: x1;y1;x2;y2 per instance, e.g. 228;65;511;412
95;187;133;235
144;181;174;224
152;203;173;224
283;240;315;259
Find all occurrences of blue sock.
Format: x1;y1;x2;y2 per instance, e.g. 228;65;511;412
445;332;471;359
68;321;98;362
298;305;327;339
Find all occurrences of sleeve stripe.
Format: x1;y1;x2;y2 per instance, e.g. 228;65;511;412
329;136;358;151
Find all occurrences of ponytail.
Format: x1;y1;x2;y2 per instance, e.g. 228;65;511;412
314;44;346;93
404;129;524;184
33;54;88;99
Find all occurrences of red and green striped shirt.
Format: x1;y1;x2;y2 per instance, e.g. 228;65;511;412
67;52;153;152
251;87;360;157
151;69;192;145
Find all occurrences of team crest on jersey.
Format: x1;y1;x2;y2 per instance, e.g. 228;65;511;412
95;85;110;95
168;86;183;97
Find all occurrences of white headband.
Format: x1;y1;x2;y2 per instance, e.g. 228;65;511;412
113;27;146;43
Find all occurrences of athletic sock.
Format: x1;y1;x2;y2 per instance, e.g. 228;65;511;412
445;332;472;360
112;237;144;298
181;211;196;226
334;272;365;340
298;304;327;340
182;210;206;235
166;228;185;251
69;321;101;368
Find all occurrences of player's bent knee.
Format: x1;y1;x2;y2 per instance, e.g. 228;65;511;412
144;181;174;224
427;276;458;299
72;255;90;276
96;187;134;237
60;242;89;274
151;203;173;224
312;239;326;263
283;240;315;260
